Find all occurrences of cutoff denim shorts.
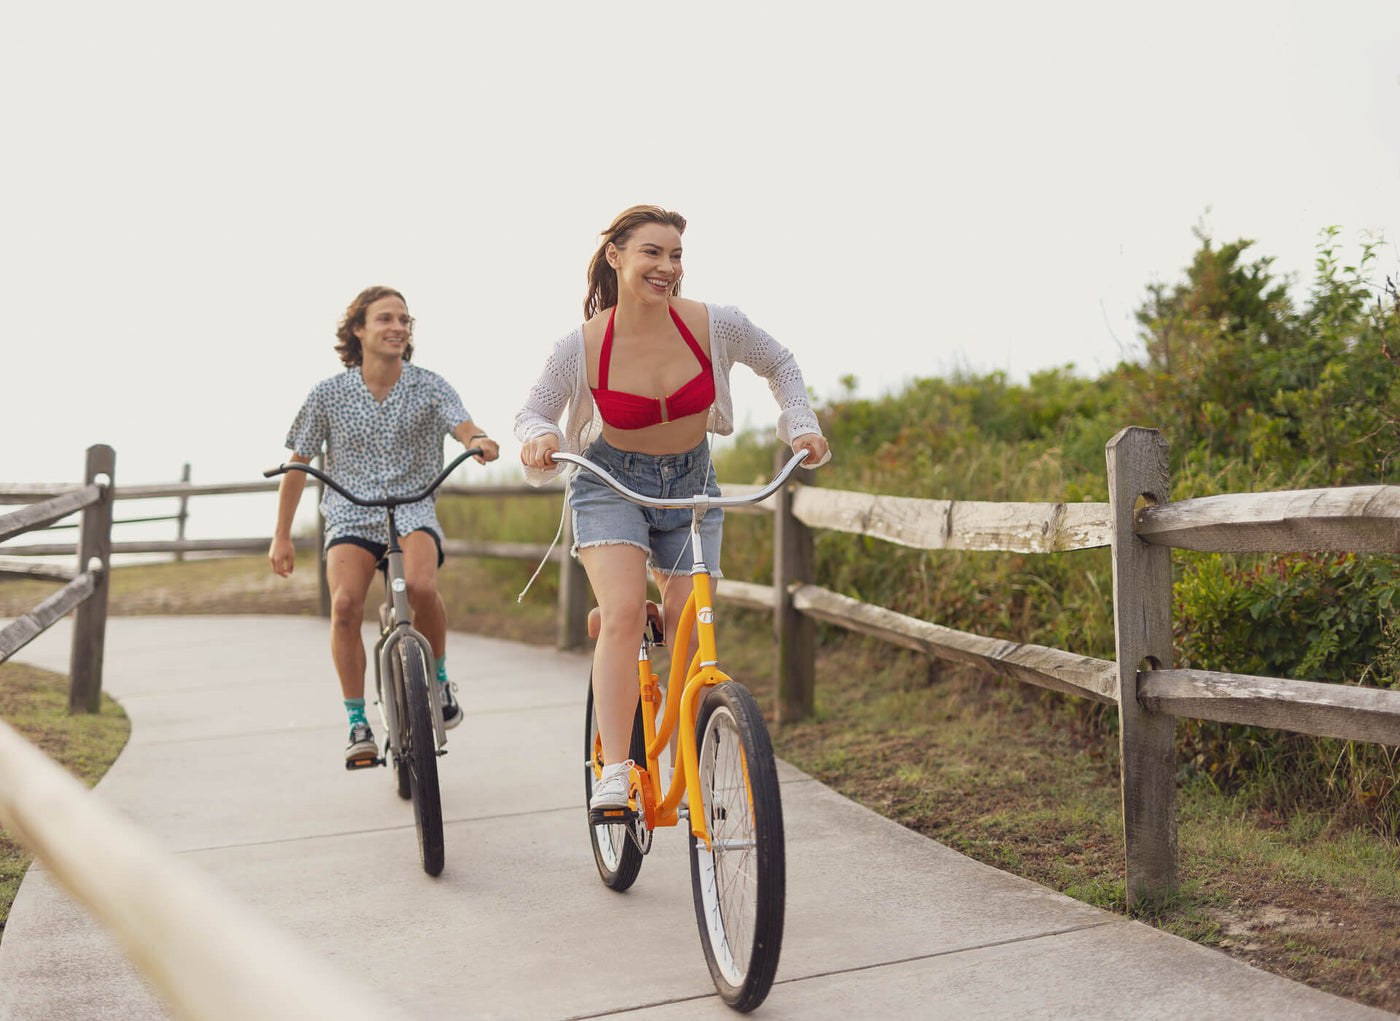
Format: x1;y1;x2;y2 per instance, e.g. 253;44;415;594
568;435;724;578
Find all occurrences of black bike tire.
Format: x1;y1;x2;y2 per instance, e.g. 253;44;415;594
400;641;444;877
584;671;646;892
688;681;785;1012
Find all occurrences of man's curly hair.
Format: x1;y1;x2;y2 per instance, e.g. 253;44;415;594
334;286;414;367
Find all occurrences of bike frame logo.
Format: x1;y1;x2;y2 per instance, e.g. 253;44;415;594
697;606;714;624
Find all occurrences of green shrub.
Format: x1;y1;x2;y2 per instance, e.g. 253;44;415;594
1174;552;1400;836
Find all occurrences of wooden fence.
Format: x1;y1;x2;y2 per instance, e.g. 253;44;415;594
716;426;1400;905
0;445;115;713
4;428;1400;910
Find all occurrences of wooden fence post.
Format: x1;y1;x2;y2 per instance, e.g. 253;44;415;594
557;503;589;649
69;444;115;715
174;462;191;563
1105;426;1177;905
774;449;815;724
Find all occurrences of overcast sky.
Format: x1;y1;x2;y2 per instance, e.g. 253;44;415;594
3;0;1398;542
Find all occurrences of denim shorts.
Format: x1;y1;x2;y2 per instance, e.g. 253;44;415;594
568;435;723;577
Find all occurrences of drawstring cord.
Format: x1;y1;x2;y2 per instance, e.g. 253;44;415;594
517;484;568;604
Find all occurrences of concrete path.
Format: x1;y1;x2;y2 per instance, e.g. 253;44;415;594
0;616;1391;1020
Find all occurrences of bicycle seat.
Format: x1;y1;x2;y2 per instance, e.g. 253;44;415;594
586;602;665;644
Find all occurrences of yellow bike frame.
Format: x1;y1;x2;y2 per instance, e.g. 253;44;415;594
630;570;729;849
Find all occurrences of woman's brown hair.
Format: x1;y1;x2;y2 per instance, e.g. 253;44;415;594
584;205;688;319
334;286;414;367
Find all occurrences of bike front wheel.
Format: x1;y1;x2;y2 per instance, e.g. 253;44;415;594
688;681;785;1012
399;641;444;876
584;672;647;891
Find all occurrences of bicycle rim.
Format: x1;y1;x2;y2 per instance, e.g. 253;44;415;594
584;673;645;891
400;641;444;876
689;682;785;1012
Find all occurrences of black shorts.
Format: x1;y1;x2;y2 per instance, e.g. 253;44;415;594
326;528;444;570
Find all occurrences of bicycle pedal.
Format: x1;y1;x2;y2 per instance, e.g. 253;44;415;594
344;755;383;771
589;804;638;826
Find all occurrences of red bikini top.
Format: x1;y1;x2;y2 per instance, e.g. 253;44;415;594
591;306;715;429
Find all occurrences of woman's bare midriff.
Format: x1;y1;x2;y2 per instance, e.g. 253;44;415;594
599;411;711;456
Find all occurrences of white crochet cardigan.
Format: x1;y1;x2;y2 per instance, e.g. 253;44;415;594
515;303;825;485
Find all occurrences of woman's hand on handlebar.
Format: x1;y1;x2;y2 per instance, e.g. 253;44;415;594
791;432;830;467
521;433;560;470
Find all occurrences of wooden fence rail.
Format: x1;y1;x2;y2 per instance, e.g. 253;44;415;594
0;470;563;634
0;715;411;1021
5;431;1400;909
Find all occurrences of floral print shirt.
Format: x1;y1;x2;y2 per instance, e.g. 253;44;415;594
286;364;470;545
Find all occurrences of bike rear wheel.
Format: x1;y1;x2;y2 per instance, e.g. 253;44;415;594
688;681;785;1012
399;641;444;876
584;672;647;891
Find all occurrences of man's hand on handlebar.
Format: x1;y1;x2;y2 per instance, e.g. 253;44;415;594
469;436;501;464
521;433;561;470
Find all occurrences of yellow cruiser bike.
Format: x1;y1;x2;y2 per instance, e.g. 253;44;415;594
553;449;810;1013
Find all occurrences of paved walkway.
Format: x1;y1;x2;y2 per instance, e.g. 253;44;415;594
0;616;1391;1020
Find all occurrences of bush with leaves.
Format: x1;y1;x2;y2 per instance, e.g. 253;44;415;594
708;223;1399;838
1173;552;1400;836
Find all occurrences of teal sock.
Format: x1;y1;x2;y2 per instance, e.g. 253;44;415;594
344;698;367;727
435;655;448;685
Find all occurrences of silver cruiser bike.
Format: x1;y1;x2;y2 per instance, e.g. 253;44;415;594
265;447;481;877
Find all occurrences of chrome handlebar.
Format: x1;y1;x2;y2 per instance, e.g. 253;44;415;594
549;449;811;510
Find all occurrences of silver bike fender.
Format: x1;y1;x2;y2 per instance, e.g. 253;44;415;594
378;629;403;754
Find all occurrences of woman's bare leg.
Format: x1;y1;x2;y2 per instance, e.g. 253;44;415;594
579;543;650;765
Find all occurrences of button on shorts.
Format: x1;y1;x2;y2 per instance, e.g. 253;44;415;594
567;435;723;577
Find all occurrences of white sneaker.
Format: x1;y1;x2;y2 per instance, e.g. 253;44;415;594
590;760;633;811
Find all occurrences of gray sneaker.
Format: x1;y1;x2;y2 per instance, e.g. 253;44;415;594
440;682;463;730
345;722;377;762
